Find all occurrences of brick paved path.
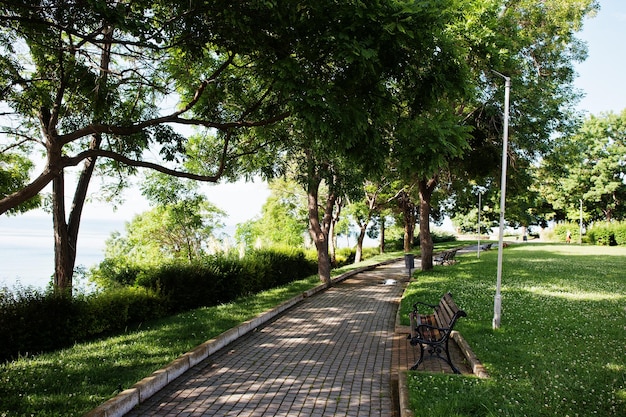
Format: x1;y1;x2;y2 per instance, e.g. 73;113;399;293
125;261;407;417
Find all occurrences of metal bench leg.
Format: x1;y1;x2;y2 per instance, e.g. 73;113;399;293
410;342;425;371
444;339;461;374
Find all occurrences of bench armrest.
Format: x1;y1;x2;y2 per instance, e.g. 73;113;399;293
412;301;437;311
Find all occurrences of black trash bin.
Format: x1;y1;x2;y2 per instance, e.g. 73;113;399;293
404;253;415;269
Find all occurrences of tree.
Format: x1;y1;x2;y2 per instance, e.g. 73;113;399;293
1;0;299;293
538;110;626;222
92;174;225;287
282;0;480;284
345;180;390;263
395;0;598;270
235;178;307;249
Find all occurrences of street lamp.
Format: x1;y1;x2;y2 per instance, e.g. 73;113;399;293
492;70;510;330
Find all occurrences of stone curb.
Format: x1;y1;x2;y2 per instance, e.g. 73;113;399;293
83;258;401;417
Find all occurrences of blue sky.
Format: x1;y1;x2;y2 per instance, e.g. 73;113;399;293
574;0;626;115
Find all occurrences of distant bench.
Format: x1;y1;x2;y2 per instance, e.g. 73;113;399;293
481;243;493;250
434;249;458;266
408;292;467;374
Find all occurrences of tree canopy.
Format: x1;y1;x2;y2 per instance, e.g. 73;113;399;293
538;110;626;223
0;0;602;290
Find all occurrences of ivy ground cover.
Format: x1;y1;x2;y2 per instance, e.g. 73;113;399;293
401;243;626;417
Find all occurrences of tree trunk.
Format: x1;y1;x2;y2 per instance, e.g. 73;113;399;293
328;216;336;265
379;216;385;254
52;173;74;295
51;134;100;294
398;190;416;252
328;198;342;265
51;25;113;294
418;177;438;271
306;168;336;287
354;223;366;263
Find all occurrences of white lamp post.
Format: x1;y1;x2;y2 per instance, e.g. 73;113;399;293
492;71;510;330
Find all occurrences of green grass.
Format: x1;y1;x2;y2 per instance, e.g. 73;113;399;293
401;243;626;417
0;251;407;417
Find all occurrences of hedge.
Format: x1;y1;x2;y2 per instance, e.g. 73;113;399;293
0;247;317;362
586;221;626;246
553;221;626;246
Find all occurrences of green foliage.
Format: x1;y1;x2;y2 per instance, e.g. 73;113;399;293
402;244;626;417
134;248;317;313
386;229;457;251
550;222;581;243
0;285;164;362
0;273;324;417
548;221;626;246
235;178;307;249
586;222;626;246
538;110;626;223
92;181;226;286
1;247;317;362
0;152;40;214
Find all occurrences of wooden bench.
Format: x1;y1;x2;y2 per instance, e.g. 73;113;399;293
433;249;458;265
481;243;493;250
408;292;467;373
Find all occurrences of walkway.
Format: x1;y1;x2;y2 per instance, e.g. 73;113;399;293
125;261;408;417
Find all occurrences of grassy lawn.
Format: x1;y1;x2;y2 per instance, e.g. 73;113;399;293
400;243;626;417
0;251;404;417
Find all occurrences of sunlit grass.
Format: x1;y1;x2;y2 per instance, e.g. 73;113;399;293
402;243;626;417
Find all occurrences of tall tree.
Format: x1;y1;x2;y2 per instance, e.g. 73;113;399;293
244;0;469;285
538;110;626;222
0;0;295;293
394;0;598;270
346;180;390;263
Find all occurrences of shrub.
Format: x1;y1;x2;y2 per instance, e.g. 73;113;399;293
0;286;79;361
613;222;626;245
586;221;626;246
0;285;166;362
136;248;317;314
552;222;580;243
1;247;317;361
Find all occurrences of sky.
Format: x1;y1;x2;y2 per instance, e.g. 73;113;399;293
1;1;626;286
573;0;626;115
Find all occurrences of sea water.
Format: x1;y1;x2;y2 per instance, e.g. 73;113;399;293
0;215;126;290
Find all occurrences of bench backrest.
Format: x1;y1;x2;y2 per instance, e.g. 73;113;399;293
434;292;466;331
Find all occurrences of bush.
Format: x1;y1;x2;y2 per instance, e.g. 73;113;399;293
386;231;457;251
135;248;317;314
586;221;626;246
552;222;580;243
0;286;79;361
613;222;626;245
0;285;164;362
0;247;316;362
